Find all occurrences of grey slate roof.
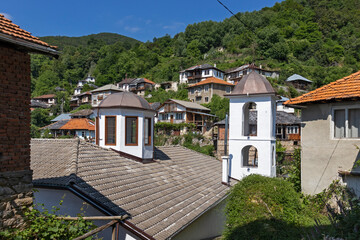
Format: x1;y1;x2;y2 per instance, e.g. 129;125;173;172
169;99;210;111
181;64;224;73
43;120;69;130
51;114;72;122
150;102;161;111
31;100;50;109
30;139;228;240
90;84;123;93
286;74;312;83
70;109;93;117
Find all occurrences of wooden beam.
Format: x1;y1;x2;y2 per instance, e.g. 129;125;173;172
57;215;127;221
74;220;118;240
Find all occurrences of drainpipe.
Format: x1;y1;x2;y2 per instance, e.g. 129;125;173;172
222;113;230;185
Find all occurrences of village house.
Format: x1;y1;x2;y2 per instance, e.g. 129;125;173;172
224;64;279;84
276;96;295;113
31;92;231;239
42;118;95;140
30;99;50;111
73;75;97;95
32;94;56;106
179;64;224;85
286;73;313;91
91;84;123;107
154;81;179;92
70;91;92;110
157;99;215;133
117;78;155;96
187;77;235;104
284;71;360;195
0;13;58;229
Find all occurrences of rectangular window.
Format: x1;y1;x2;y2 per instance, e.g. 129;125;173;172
348;108;360;138
196;96;202;101
287;126;299;134
334;109;345;138
176;113;183;120
205;97;209;102
105;116;116;145
125;116;138;145
204;85;209;92
145;118;151;145
204;69;209;75
226;86;231;93
190;88;195;94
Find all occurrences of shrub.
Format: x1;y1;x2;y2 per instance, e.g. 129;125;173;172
0;202;97;239
224;174;312;240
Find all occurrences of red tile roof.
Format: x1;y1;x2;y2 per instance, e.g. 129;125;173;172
33;94;56;99
0;14;57;50
143;78;155;85
188;77;234;87
284;71;360;105
60;118;95;131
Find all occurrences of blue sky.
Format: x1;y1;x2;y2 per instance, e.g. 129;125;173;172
2;0;282;42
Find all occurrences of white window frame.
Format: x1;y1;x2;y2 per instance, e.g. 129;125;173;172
331;105;360;140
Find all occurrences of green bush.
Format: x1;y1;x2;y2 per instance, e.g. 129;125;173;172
224;174;315;240
0;201;97;239
154;122;195;132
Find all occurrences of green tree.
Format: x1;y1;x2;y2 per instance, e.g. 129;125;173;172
202;94;229;120
31;109;53;128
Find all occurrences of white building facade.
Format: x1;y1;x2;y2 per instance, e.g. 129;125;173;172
224;71;277;182
93;92;155;161
179;64;224;85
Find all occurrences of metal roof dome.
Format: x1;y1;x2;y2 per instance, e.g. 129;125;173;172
97;92;154;111
227;71;275;96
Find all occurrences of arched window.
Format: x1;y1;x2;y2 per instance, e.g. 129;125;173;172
243;102;257;136
242;145;258;167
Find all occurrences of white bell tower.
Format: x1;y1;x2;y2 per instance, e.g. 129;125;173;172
224;71;276;181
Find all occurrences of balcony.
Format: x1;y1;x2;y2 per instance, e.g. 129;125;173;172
187;74;202;80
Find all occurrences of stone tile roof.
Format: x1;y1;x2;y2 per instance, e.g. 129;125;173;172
30;139;229;240
51;114;71;122
70;109;93;117
284;71;360;105
286;74;312;83
90;84;123;93
42;120;69;130
0;14;57;49
187;77;234;87
169;99;210;111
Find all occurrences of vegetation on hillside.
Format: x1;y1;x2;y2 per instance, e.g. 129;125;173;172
30;0;360;99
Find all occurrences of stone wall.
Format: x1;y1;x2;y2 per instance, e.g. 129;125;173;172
0;43;33;230
0;171;33;229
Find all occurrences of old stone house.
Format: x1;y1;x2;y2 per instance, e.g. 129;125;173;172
284;70;360;195
91;84;123;107
187;77;234;104
224;64;279;84
0;14;58;229
179;64;224;85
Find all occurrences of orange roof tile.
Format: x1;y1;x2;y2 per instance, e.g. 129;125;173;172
143;78;155;85
33;94;56;99
188;77;234;87
60;118;95;131
284;71;360;105
0;14;57;50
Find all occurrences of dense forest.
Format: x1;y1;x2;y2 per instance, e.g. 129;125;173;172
31;0;360;98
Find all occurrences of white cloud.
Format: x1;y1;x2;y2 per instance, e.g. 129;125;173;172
0;12;12;20
125;26;141;33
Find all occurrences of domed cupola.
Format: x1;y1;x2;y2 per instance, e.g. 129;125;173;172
94;92;156;162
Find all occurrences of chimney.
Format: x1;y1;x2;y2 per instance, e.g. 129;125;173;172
214;63;217;68
222;156;229;185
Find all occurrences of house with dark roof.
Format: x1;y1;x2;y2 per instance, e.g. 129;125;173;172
0;13;58;230
286;74;312;91
31;92;231;239
70;91;93;109
284;70;360;195
118;78;155;96
179;64;224;85
157;99;215;133
32;94;56;106
90;84;123;107
187;77;234;104
224;64;279;84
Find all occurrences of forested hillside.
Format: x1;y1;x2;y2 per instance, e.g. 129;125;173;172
31;0;360;97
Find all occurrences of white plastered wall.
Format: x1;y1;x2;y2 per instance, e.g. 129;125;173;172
228;95;276;180
95;108;154;159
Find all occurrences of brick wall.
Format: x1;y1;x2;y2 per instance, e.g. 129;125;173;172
0;43;33;230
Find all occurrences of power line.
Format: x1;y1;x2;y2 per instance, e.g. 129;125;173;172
216;0;256;35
